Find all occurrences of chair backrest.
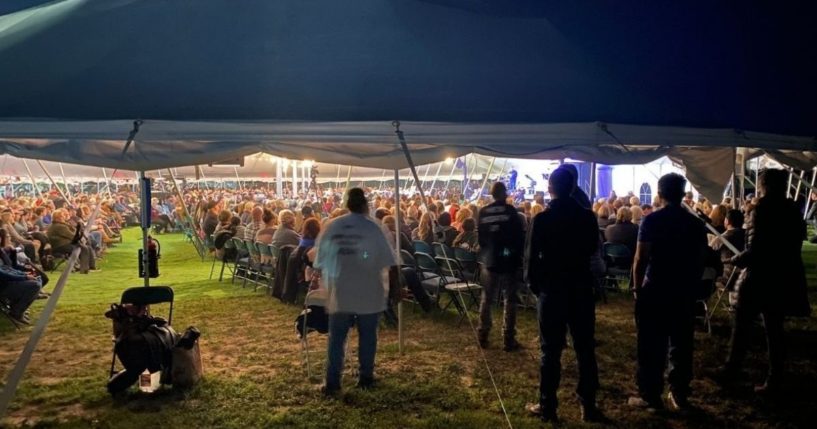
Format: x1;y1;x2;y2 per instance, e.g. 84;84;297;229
120;286;174;324
432;242;455;259
223;238;236;249
257;242;272;257
435;257;463;280
454;247;476;263
231;237;247;251
269;244;281;259
400;249;416;267
304;288;328;307
603;242;632;267
413;240;433;255
414;252;439;274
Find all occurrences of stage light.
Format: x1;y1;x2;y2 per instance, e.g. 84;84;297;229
445;157;454;164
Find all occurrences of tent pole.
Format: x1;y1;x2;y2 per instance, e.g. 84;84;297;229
22;159;43;199
786;170;794;199
139;171;151;288
394;168;404;355
276;158;284;197
804;168;817;221
476;157;497;202
443;161;457;198
787;168;817;196
36;160;71;204
794;171;805;201
234;167;243;191
58;162;71;199
590;162;597;202
419;163;433;191
392;121;427;204
102;167;113;198
293;161;299;197
428;162;444;195
464;153;478;200
379;169;387;191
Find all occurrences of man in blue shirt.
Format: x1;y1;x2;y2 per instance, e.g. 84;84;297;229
628;173;707;412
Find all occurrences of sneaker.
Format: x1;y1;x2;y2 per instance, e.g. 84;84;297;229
9;313;31;326
667;391;692;412
36;292;50;300
627;396;664;412
525;403;558;422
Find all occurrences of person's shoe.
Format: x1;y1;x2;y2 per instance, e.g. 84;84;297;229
319;384;341;398
9;313;31;326
627;396;664;412
503;339;522;352
525;403;558;422
356;376;376;390
36;292;50;300
89;268;102;273
580;404;610;423
667;391;692;412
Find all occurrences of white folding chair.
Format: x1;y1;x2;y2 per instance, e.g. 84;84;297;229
301;288;328;379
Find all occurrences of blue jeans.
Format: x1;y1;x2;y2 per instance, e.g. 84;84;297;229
325;312;380;389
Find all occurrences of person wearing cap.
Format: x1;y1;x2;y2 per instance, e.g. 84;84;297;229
525;167;604;423
315;188;396;396
476;182;525;351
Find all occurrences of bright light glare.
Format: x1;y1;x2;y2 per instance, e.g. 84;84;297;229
445;157;454;164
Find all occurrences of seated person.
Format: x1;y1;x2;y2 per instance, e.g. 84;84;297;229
255;209;278;246
46;209;97;274
433;212;458;247
0;248;41;325
452;218;478;252
604;207;639;256
271;210;301;248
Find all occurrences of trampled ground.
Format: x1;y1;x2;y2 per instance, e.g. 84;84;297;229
1;229;816;428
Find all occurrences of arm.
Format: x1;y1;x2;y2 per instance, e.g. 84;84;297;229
632;241;651;297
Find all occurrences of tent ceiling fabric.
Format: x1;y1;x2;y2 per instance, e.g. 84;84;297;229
0;0;815;199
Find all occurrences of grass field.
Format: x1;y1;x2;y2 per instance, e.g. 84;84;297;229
1;228;816;428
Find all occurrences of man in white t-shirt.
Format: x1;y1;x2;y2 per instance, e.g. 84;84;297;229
315;188;396;396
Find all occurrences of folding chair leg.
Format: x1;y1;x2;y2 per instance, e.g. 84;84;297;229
209;255;217;280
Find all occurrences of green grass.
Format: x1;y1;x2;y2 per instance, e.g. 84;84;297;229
1;228;816;428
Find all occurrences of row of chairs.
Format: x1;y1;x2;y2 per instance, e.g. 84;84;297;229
403;240;482;323
210;237;281;292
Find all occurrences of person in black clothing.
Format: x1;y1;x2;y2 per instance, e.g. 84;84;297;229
559;164;592;210
628;173;707;412
525;167;604;423
719;169;810;394
477;182;525;351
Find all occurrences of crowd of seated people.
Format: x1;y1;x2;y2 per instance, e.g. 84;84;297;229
0;189;130;324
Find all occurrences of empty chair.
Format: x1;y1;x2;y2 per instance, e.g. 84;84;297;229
413;240;433;255
602;242;632;291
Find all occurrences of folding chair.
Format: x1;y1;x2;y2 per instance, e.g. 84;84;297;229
254;241;276;290
413;240;433;255
602;243;632;292
230;238;252;287
414;252;443;300
453;247;479;282
399;249;416;268
0;296;22;329
109;286;174;378
435;256;482;322
215;238;236;282
432;242;455;259
244;240;268;291
697;267;718;335
300;288;328;379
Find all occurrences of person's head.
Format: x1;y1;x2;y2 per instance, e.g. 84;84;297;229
346;188;368;214
709;204;728;227
218;209;232;224
597;204;611;219
302;218;321;240
462;217;476;233
641;204;653;216
382;215;396;232
630;205;644;223
51;208;68;223
374;207;390;222
419;212;433;234
438;212;451;227
615;206;633;224
301;205;314;218
455;207;472;225
490;182;508;202
251;206;263;222
758;168;788;198
230;216;241;227
725;209;744;230
629;196;640;207
262;208;277;227
560;164;579;186
279;209;295;227
657;173;687;205
548;167;574;199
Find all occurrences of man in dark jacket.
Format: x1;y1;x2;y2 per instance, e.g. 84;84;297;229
721;169;809;394
525;168;603;423
628;173;707;412
477;182;525;350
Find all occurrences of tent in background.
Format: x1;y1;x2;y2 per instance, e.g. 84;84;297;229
0;1;815;201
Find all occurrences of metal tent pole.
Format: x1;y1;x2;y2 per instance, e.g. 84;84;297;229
476;157;497;201
392;121;427;204
428;162;443;195
58;162;71;199
394;168;404;355
804;168;817;220
794;171;805;201
140;171;151;288
22;160;43;199
36;161;71;204
443;161;457;198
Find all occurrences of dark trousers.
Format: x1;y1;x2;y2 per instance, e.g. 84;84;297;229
537;287;598;411
635;293;695;400
727;301;785;383
478;269;519;344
